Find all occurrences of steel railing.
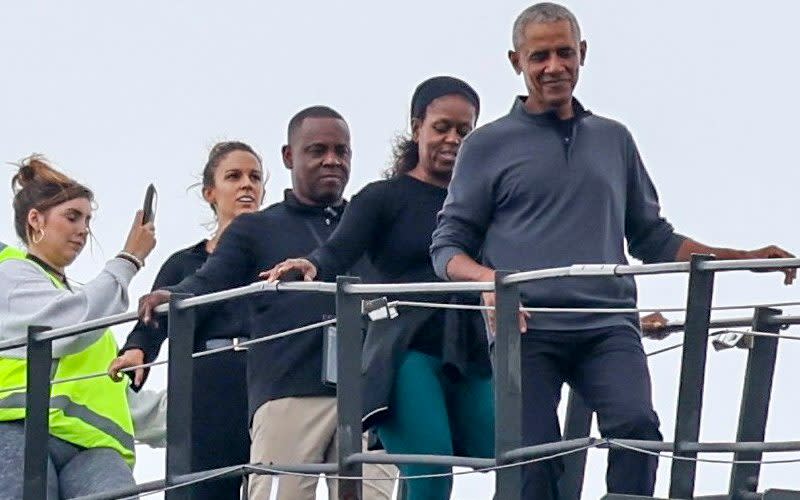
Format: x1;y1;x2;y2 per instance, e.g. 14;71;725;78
3;255;800;500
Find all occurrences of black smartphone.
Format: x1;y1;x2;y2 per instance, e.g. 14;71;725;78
142;184;157;225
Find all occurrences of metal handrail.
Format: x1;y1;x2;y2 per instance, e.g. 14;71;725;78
342;280;493;295
177;280;336;309
503;262;693;284
4;258;799;354
0;281;337;353
699;257;800;272
9;255;800;500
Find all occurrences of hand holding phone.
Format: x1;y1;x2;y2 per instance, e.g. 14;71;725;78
121;186;157;264
142;184;157;225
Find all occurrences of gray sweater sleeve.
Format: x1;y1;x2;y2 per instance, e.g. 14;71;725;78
430;136;495;280
127;386;167;448
623;130;686;263
0;258;137;359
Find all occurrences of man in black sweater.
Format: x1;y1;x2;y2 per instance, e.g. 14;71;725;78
138;107;395;500
430;3;795;498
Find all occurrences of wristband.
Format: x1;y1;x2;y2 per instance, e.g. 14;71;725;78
117;251;144;271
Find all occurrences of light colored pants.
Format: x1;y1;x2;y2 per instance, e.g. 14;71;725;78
249;396;396;500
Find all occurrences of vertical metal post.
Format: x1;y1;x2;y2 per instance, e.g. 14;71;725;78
729;307;783;498
494;271;523;500
669;254;716;499
558;390;593;500
166;294;196;500
336;276;363;500
23;325;52;500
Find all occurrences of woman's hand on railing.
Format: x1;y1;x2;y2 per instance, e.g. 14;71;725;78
259;258;318;282
138;290;171;326
640;312;670;340
123;210;157;263
109;348;146;388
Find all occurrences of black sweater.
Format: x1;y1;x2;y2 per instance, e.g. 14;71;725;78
165;190;369;420
310;175;446;286
307;175;491;427
122;240;250;364
309;174;468;356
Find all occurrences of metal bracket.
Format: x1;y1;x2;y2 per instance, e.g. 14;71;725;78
712;330;754;351
361;297;398;321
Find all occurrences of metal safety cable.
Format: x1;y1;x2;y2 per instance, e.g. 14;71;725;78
0;319;336;395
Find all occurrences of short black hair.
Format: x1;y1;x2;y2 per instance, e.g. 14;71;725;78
286;106;345;143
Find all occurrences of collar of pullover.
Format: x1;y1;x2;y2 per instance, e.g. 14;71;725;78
283;189;346;219
510;96;591;126
26;253;70;288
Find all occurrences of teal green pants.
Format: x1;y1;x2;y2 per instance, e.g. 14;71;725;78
375;350;495;500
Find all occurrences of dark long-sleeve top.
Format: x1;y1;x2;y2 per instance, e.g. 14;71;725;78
122;240;250;363
308;174;490;369
159;190;368;420
310;175;445;285
122;240;250;475
431;97;686;333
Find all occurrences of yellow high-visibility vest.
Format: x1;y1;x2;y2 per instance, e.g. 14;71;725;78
0;242;25;260
0;248;135;465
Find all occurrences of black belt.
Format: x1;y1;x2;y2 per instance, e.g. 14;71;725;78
204;337;248;351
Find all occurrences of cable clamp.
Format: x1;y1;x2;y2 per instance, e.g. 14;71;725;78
712;330;754;351
362;297;399;321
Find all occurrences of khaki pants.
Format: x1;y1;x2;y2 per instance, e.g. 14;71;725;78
249;396;396;500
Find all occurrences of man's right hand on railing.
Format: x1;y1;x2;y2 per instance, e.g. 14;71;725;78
138;290;171;327
259;258;318;282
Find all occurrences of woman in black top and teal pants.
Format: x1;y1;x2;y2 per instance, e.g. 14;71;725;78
109;142;266;500
263;77;494;500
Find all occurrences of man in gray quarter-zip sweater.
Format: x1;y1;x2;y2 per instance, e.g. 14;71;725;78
430;3;796;499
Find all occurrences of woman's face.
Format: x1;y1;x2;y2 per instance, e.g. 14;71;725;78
27;197;92;269
412;94;477;182
204;150;265;224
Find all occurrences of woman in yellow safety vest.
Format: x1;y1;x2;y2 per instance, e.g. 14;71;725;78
0;155;156;499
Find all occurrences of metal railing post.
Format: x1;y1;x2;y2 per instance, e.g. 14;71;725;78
494;271;522;499
166;293;196;500
23;325;52;500
669;254;716;499
558;390;593;500
729;307;783;498
336;276;363;500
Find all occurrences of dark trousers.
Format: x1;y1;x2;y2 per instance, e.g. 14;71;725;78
520;327;661;499
190;348;250;500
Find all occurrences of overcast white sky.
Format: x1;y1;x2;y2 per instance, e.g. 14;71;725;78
2;1;800;498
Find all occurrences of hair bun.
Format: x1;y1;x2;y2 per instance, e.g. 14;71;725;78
10;154;94;245
11;154;72;194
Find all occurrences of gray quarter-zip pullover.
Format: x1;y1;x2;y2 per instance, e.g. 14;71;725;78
430;97;685;332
